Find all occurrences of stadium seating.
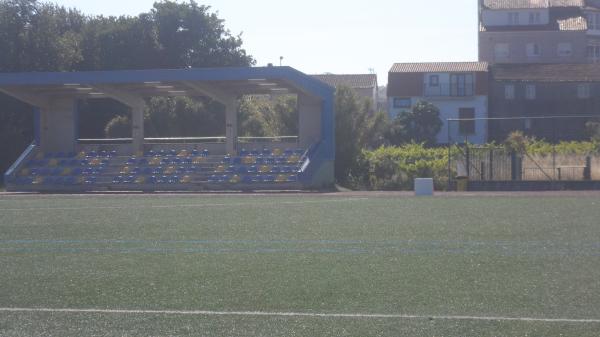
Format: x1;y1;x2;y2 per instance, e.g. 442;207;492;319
9;146;308;191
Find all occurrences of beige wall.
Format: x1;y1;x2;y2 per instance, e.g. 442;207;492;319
479;30;588;64
298;94;322;148
41;99;76;153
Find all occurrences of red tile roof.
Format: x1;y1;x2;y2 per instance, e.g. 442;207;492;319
390;62;489;73
311;74;377;89
483;0;584;9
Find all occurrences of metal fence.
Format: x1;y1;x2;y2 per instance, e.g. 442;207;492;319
446;115;600;189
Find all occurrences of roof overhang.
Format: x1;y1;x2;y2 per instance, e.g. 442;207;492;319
0;66;334;108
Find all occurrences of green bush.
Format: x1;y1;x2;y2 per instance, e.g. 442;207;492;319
357;144;459;191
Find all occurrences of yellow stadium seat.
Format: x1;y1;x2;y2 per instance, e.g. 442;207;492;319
259;165;271;173
150;157;161;166
48;159;59;167
32;177;44;185
272;148;283;156
193;157;206;164
135;176;146;184
164;166;176;175
89;158;101;166
19;168;30;177
35;152;45;160
135;151;144;157
276;174;287;183
77;176;85;184
215;165;226;173
120;166;131;175
76;151;86;159
229;175;241;184
242;156;256;165
180;175;192;184
287;155;300;164
177;150;189;157
61;168;72;176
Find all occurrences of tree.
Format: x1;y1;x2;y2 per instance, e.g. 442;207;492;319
385;101;442;146
585;121;600;142
238;95;298;137
334;86;389;184
0;0;255;179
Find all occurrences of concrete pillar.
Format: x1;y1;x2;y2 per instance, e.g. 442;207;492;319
39;98;77;153
225;99;238;155
131;106;145;153
298;94;322;148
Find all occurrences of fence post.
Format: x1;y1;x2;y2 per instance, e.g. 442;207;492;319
511;151;517;181
466;145;471;178
584;156;592;181
489;149;494;181
481;162;485;181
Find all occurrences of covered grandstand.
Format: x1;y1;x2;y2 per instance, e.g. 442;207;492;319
0;66;335;192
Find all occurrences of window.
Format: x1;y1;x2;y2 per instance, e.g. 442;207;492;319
578;84;591;99
526;43;541;58
429;75;439;87
393;98;411;108
505;84;515;100
508;12;520;25
588;13;600;30
588;45;600;62
524;118;532;130
459;108;476;135
557;43;572;57
450;74;474;97
525;84;536;100
529;12;541;24
495;43;510;61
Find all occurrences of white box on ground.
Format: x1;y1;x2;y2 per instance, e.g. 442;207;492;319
415;178;434;196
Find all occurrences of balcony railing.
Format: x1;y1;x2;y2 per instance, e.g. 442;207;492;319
424;84;475;97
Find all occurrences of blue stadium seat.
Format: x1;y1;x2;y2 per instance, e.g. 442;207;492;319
284;149;294;156
239;149;249;156
138;158;148;165
113;176;123;184
236;166;248;174
192;149;200;156
232;157;242;165
287;175;298;182
250;149;260;156
247;165;258;174
71;168;83;176
255;157;264;165
271;166;281;174
143;167;154;175
242;175;253;184
262;148;272;156
202;149;210;157
263;175;275;183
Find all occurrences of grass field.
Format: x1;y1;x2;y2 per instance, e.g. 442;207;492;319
1;193;600;336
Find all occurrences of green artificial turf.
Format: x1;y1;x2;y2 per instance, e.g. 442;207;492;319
0;194;599;336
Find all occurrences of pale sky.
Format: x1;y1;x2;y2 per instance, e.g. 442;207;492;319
48;0;479;85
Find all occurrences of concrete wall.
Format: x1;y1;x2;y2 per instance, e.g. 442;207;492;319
482;9;550;26
479;30;588;64
298;94;322;148
40;99;77;153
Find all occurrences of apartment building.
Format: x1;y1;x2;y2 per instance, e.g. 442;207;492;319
479;0;600;64
489;63;600;140
387;62;490;144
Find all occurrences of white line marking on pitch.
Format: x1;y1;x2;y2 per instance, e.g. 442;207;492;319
0;198;369;212
0;308;598;323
